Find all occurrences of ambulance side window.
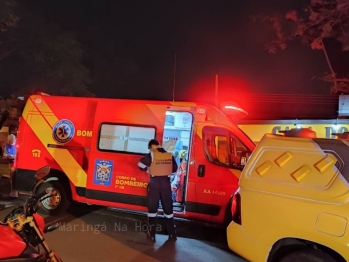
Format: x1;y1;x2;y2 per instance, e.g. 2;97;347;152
98;123;156;154
202;126;248;168
202;126;229;167
229;134;248;168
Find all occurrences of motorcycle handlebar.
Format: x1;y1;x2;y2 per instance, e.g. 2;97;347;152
25;190;49;211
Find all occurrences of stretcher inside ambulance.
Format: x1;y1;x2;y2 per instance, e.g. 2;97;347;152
12;94;255;225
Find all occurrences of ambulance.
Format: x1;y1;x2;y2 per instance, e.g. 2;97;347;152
12;94;255;225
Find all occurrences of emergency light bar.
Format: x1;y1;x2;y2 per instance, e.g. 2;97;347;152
220;102;248;119
224;105;248;114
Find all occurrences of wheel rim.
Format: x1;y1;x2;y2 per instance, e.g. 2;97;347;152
41;187;61;210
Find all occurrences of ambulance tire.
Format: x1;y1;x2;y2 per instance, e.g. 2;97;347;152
37;180;70;216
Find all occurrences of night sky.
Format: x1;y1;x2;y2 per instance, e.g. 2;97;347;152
27;0;345;101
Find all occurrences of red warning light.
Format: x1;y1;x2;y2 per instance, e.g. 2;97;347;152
221;102;248;119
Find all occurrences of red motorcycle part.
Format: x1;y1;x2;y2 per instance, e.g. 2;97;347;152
33;213;45;234
0;225;26;259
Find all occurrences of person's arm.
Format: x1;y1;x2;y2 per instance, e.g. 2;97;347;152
138;154;151;172
4;145;15;159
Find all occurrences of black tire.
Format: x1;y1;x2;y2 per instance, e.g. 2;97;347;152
279;248;336;262
37;180;70;216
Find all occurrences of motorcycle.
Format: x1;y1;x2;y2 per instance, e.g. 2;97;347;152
0;165;63;262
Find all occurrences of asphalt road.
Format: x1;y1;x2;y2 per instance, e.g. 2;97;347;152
0;177;246;262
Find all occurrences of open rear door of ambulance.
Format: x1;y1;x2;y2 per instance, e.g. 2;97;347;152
158;105;196;214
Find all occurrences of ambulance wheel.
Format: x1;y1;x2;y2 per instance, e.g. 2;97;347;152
37;180;70;216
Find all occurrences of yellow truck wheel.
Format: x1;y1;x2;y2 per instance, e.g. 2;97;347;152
279;248;337;262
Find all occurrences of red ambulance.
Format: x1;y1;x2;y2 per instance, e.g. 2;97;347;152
12;94;255;225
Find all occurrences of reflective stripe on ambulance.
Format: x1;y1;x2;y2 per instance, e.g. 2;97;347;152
23;95;87;187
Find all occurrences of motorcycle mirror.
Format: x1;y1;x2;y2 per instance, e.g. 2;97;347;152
34;165;50;180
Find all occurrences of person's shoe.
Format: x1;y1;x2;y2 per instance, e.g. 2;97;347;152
146;231;156;243
168;235;177;241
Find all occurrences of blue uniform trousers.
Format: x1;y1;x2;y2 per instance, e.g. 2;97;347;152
147;176;176;237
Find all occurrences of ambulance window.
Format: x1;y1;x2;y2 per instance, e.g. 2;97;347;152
98;124;156;154
228;134;249;168
229;135;246;156
202;126;249;168
162;111;193;154
203;126;229;167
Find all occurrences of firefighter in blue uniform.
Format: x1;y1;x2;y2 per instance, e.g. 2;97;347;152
138;139;178;242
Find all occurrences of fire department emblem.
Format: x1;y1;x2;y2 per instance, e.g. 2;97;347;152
93;160;113;186
52;119;75;144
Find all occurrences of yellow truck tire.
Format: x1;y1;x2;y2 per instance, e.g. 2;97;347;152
279;248;337;262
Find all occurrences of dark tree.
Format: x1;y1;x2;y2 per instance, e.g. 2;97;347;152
0;0;18;32
0;1;92;97
257;0;349;94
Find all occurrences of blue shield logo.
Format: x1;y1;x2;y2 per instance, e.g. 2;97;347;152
94;160;113;186
52;119;75;144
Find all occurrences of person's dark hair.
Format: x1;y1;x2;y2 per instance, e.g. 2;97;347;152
148;139;160;149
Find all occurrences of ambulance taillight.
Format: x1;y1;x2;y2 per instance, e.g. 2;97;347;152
231;190;242;225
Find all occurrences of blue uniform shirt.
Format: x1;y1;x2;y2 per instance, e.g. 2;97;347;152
5;144;16;162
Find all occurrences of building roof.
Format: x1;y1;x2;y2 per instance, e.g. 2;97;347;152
230;93;339;120
181;92;340;120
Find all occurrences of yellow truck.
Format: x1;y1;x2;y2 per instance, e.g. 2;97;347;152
227;132;348;262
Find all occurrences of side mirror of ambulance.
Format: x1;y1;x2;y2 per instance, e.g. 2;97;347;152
234;150;252;170
237;150;252;170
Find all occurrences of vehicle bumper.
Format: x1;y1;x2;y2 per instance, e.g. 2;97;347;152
12;168;36;192
227;221;270;262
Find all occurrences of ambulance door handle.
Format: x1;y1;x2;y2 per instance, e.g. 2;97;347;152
198;165;205;177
